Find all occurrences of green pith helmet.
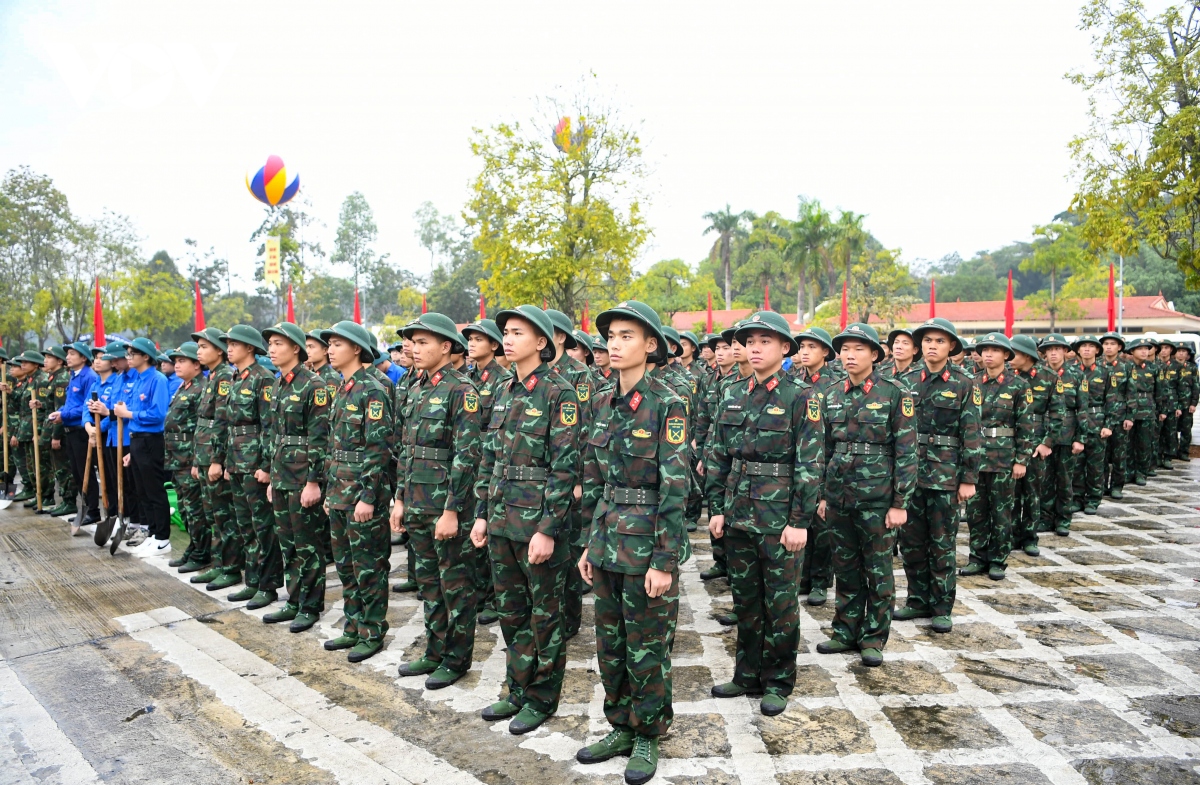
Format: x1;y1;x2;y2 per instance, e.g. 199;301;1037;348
679;330;702;355
1038;333;1071;350
127;336;159;359
453;331;467;354
169;341;200;362
721;321;744;346
832;322;884;362
1100;331;1126;351
45;344;68;362
974;331;1014;361
305;329;328;347
400;312;468;353
261;321;310;362
1010;334;1041;360
1072;334;1102;352
661;326;684;358
67;341;91;361
545;309;578;349
462;318;504;350
911;317;963;355
595;300;669;365
1156;336;1176;350
571;329;595;363
706;331;728;350
225;324;267;355
795;325;835;361
495;305;558;362
886;327;913;348
592;334;608;353
319;320;378;360
191;327;227;353
18;350;45;366
734;311;801;355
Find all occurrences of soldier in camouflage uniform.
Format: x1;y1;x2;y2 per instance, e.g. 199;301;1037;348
592;334;614;387
319;321;393;663
1072;335;1120;514
1038;334;1085;536
163;343;209;572
545;308;591;641
568;329;594;368
1175;343;1198;460
705;311;824;715
1100;333;1133;498
388;344;421;595
815;323;917;667
3;354;40;504
695;330;737;585
463;318;508;627
471;305;580;734
21;352;54;510
261;323;331;633
393;313;482;689
305;329;340;566
676;330;707;535
793;326;843;607
879;327;920;378
1126;339;1161;485
38;346;73;514
575;301;686;785
961;333;1034;580
652;327;699;536
897;318;982;633
219;325;283;608
1007;335;1060;556
1154;340;1181;468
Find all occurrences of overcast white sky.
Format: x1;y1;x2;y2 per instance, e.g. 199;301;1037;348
0;0;1094;290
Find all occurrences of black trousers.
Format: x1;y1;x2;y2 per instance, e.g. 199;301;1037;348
64;427;98;514
102;445;135;519
128;432;170;540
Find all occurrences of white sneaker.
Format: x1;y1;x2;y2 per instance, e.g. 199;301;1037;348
131;537;170;558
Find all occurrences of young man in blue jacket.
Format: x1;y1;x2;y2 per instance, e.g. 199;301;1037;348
113;338;171;555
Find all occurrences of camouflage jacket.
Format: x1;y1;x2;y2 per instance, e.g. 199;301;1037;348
1150;359;1172;413
1164;359;1184;413
193;364;234;468
593;365;615;391
29;370;52;441
795;363;847;396
582;374;688;574
474;363;580;542
217;363;275;474
976;370;1035;472
397;363;481;516
822;370;917;510
324;366;392;510
469;358;509;426
1076;362;1118;436
1011;363;1064;447
1179;360;1200;408
1101;358;1133;426
695;367;738;459
163;376;203;471
877;359;922;383
705;369;825;533
1045;364;1083;445
266;366;331;490
12;376;32;441
47;367;69;440
551;353;594;417
313;362;341;402
1126;360;1159;420
901;364;983;490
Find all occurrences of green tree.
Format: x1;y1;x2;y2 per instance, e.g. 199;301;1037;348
0;167;73;348
832;210;867;297
791;197;834;322
702;204;754;310
736;211;791;308
1020;221;1095;329
467;89;649;321
1070;0;1200;285
416;202;484;322
630;259;716;320
850;248;917;328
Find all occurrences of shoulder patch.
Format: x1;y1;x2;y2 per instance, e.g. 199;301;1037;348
367;400;384;420
560;401;577;426
464;392;478;413
576;382;590;402
665;416;686;445
1056;379;1064;394
263;387;272;402
1025;387;1034;405
314;388;328;406
807;398;821;422
902;396;914;418
972;386;981;406
217;380;231;396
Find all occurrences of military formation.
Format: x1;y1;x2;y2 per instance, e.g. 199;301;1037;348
0;309;1195;785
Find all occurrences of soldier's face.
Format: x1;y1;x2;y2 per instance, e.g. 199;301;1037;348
1133;346;1153;362
174;357;201;381
326;336;360;370
744;330;785;372
714;341;732;368
838;339;874;375
731;340;747;364
306;339;327;363
409;330;452;371
980;347;1007;370
502;318;544;363
467;333;493;362
567;345;587;363
1160;346;1171;360
700;346;714;363
20;362;37;375
891;335;914;362
1044;346;1066;366
680;340;695;362
1176;348;1190;363
196;339;220;367
267;335;299;369
1078;344;1098;362
1102;339;1121;358
593;348;610;368
799;339;826;368
43;357;62;372
226;341;254;365
606;318;654;370
922;332;952;364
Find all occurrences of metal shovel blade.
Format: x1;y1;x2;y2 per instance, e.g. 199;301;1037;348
94;513;115;547
109;516;127;556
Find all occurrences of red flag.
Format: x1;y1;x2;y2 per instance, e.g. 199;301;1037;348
286;284;295;323
543;297;548;309
421;294;427;315
581;301;590;333
1107;263;1116;332
839;281;848;331
706;292;713;333
353;289;362;324
1004;270;1015;338
929;277;936;319
764;282;771;311
479;293;486;320
94;278;107;347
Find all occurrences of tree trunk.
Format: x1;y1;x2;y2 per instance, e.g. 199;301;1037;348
722;234;732;311
1049;264;1057;331
796;267;806;325
807;272;816;325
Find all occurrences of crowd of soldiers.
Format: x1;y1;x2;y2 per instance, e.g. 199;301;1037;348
0;306;1196;785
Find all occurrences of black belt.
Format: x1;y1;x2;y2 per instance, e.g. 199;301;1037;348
332;449;364;463
504;465;547;481
411;446;451;461
834;442;892;456
64;425;84;433
165;433;191;443
278;435;307;446
918;433;960;447
230;425;259;437
197;418;217;429
981;427;1014;438
731;457;790;477
604;483;658;504
1085;405;1104;414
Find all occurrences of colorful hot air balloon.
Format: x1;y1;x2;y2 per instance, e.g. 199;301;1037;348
246;155;300;207
552;116;588;153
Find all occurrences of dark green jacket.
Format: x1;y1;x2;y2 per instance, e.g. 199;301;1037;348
218;363;275;474
976;370;1035;472
324;366;392;510
164;376;203;471
266;366;331;490
901;364;983;490
398;363;481;515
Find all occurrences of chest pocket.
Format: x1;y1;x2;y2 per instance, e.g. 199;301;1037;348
416;405;448;445
488;404;508;431
588;421;613;450
617;425;658;486
342;410;365;446
512;414;548;460
929;393;961;429
750;407;791;455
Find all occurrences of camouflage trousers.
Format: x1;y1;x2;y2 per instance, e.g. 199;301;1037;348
1013;452;1046;550
1177;411;1194;458
965;470;1014;569
490;533;568;715
1106;425;1129;492
201;472;240;575
9;441;26;486
329;504;390;644
562;504;584;639
272;486;327;617
1129;418;1158;482
26;437;52;503
1039;446;1077;531
900;489;958;617
725;527;800;697
173;468;208;565
828;504;896;650
49;439;75;504
685;461;703;527
229;472;282;592
1159;412;1179;463
1073;434;1108;509
407;512;479;674
593;564;678;738
799;511;832;592
474;539;495;612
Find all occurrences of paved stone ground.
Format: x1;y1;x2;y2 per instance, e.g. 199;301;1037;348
2;462;1200;784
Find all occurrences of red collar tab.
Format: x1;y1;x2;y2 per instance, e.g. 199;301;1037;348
748;378;755;392
863;378;875;395
1057;367;1064;377
481;369;489;383
430;371;444;387
344;378;354;392
921;370;927;382
524;374;538;392
942;368;951;382
603;368;612;378
240;369;249;380
630;390;643;411
843;379;851;393
998;373;1004;384
766;377;778;392
284;372;294;384
182;380;192;390
811;371;820;382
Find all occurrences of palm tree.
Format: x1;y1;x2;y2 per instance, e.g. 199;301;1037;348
703;205;754;310
789;198;834;323
833;210;866;296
